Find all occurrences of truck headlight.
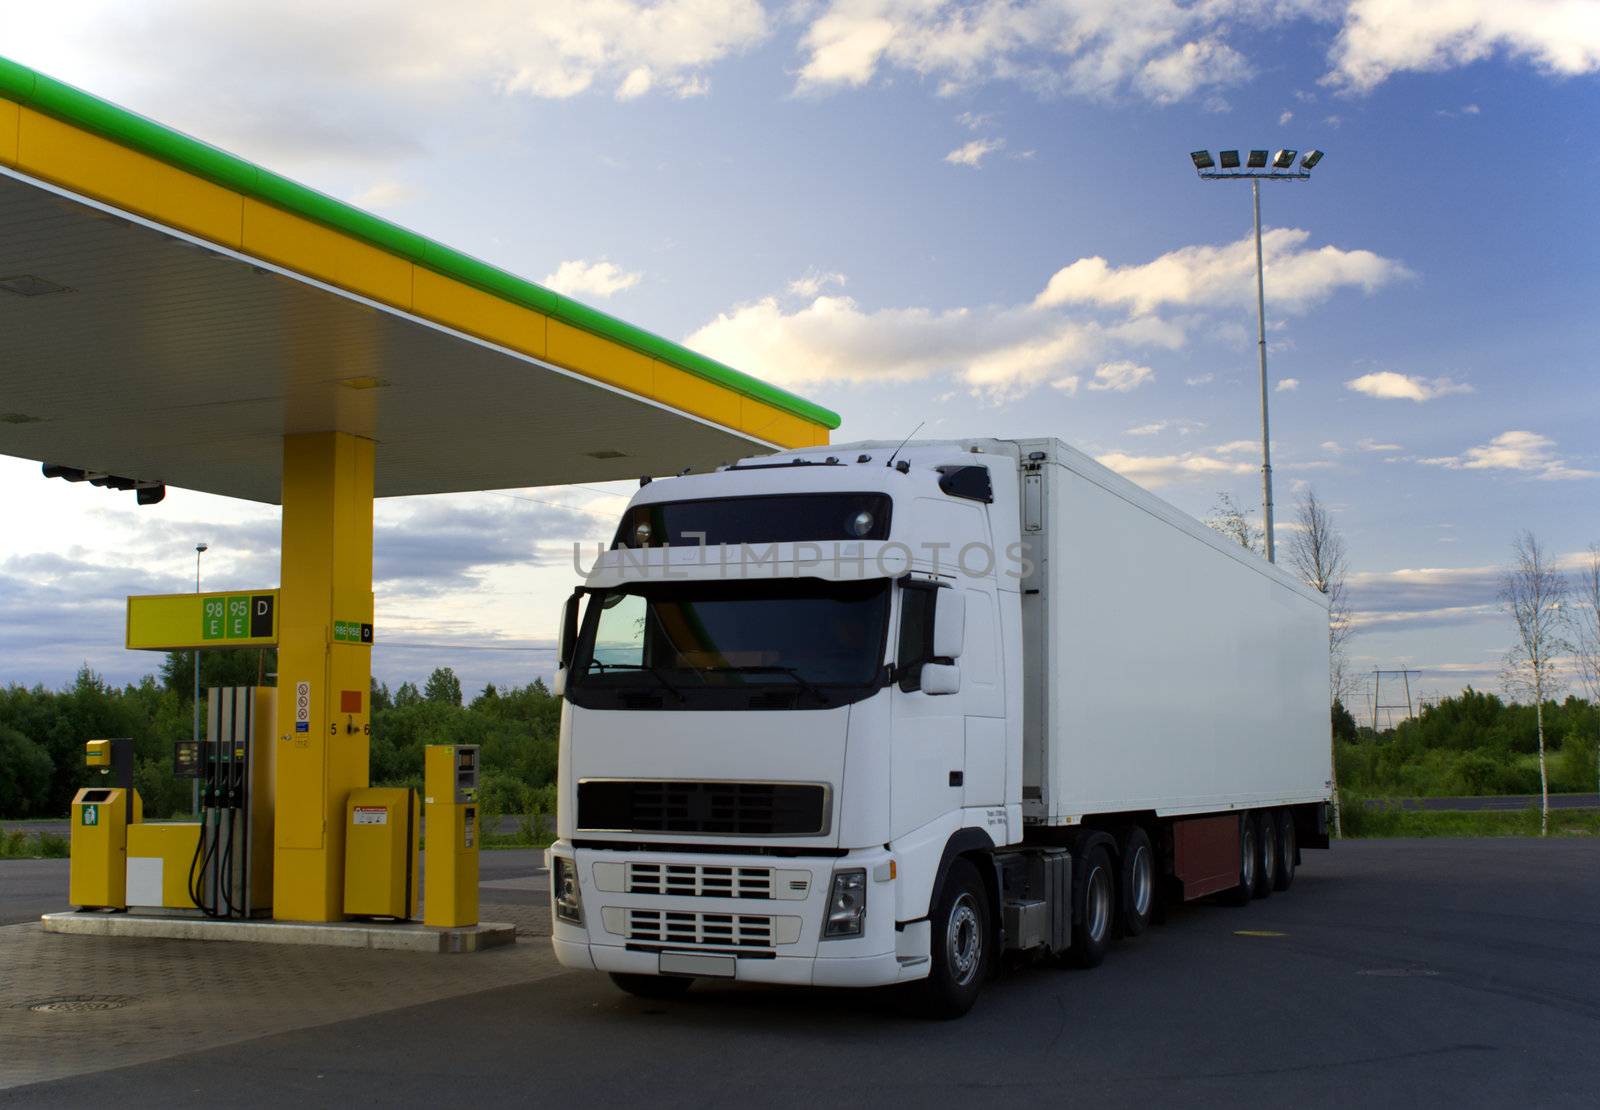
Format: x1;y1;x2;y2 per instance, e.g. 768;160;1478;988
822;869;866;939
553;856;583;925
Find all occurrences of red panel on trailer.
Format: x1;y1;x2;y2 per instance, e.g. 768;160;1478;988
1173;815;1239;900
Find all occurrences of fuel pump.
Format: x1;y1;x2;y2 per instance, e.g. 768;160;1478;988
424;744;480;928
186;687;274;918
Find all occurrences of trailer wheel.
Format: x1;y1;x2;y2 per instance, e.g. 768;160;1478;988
917;858;992;1018
1221;814;1256;907
1117;828;1154;937
1253;811;1276;900
1067;844;1115;968
1272;809;1296;892
610;973;694;999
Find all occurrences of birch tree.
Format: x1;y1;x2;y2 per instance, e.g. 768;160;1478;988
1499;531;1571;836
1570;544;1600;797
1286;488;1352;835
1206;492;1263;555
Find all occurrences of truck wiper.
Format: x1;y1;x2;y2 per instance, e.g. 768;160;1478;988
587;661;686;702
720;665;831;705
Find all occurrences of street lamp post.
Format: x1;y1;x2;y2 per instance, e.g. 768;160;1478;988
192;542;208;815
1189;147;1325;564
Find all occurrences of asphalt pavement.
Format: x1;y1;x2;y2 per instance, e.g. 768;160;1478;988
3;837;1598;1108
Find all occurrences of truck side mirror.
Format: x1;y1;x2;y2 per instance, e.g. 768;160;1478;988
921;662;961;695
933;590;965;660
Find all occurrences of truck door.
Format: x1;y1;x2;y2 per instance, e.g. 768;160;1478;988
889;581;965;836
960;586;1005;807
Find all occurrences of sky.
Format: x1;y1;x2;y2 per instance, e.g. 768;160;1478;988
2;1;1598;717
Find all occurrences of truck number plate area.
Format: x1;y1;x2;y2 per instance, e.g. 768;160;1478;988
659;952;736;978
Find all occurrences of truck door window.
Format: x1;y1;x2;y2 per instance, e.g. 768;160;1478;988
591;593;646;669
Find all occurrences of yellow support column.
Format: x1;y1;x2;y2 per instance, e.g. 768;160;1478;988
273;432;375;921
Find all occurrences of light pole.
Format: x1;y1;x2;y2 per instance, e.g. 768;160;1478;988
192;542;208;815
1188;147;1325;563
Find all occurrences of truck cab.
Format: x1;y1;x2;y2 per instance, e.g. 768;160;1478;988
549;441;1024;1007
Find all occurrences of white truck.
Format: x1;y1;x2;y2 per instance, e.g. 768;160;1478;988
548;437;1332;1015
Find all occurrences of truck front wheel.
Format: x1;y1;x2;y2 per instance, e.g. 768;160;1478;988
917;858;992;1018
610;972;694;999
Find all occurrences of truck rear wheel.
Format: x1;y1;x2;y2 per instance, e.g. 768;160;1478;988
1253;811;1276;900
1117;827;1154;937
917;858;992;1019
1221;814;1256;907
1067;843;1115;967
610;972;694;999
1271;809;1297;891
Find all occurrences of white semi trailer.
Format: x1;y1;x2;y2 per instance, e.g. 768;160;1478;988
548;438;1332;1015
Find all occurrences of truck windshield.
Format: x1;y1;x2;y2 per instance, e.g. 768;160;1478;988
566;579;890;710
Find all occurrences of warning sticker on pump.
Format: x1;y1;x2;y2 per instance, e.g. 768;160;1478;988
352;806;388;825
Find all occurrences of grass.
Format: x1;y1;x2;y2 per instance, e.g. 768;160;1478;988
0;829;70;858
1341;800;1600;839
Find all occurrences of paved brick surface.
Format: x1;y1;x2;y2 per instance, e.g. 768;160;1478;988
0;916;562;1090
0;884;556;1090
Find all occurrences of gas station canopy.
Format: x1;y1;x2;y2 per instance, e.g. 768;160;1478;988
0;56;838;503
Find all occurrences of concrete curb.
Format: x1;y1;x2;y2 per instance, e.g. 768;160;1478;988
40;912;516;953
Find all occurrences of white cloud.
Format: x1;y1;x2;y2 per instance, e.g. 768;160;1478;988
1357;437;1402;452
1185;372;1216;386
1095;450;1256;489
685;293;1122;396
955;110;994;130
1276;377;1300;392
1035;228;1411;315
616;66;655;100
1052;375;1081;396
3;1;768;166
1279;109;1294;124
1421;431;1598;481
350;180;418;210
787;270;848;298
686;228;1395;397
1327;0;1600;93
542;259;643;300
1086;361;1154;392
1344;371;1474;401
945;137;1005;167
792;0;1301;104
1127;418;1204;437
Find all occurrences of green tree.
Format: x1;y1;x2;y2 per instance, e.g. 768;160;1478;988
424;667;463;707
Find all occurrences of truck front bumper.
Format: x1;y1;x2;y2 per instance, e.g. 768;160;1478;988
548;842;931;989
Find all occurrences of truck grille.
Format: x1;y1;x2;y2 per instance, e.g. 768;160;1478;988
577;780;829;836
627;862;774;899
627;909;774;948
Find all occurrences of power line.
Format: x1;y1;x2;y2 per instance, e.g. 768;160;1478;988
376;641;554;652
486;490;617;521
